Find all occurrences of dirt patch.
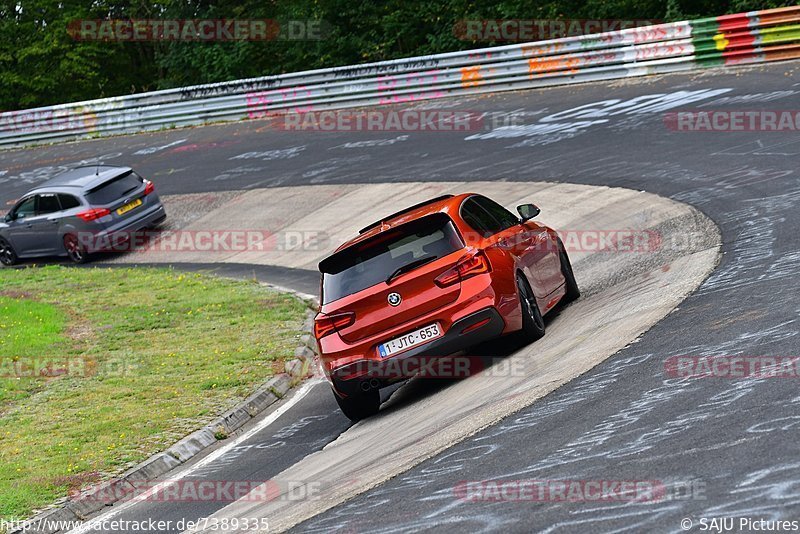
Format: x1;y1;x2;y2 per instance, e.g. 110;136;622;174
65;321;93;343
0;289;35;300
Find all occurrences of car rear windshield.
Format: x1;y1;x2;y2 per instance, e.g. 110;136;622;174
85;171;144;205
319;213;463;304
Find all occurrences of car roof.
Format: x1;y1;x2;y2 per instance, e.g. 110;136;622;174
335;193;474;252
27;165;133;195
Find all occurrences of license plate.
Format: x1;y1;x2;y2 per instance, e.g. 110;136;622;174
377;323;442;358
116;198;142;215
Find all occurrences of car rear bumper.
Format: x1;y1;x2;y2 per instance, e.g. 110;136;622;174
84;204;167;253
329;306;505;397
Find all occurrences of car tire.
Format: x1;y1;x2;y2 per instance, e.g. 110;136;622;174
63;234;90;264
558;239;580;303
517;274;545;342
333;388;381;422
0;237;18;266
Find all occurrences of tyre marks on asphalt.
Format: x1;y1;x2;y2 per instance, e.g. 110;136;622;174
295;344;800;532
290;160;800;532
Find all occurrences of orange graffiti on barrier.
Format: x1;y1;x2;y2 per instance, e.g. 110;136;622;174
528;56;582;77
460;66;483;87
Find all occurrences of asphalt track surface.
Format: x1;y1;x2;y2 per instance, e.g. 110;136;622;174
2;60;799;533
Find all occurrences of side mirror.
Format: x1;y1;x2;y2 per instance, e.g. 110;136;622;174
517;203;541;222
4;213;15;223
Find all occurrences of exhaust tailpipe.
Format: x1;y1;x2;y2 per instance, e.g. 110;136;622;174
360;378;381;392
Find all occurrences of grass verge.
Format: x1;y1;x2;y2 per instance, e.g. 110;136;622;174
0;265;307;521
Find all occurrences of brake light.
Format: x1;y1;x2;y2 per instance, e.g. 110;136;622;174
76;208;110;222
314;312;355;339
143;180;155;195
434;250;491;288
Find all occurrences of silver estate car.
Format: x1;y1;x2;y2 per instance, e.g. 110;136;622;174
0;165;166;265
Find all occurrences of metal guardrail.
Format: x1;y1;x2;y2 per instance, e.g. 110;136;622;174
1;6;799;148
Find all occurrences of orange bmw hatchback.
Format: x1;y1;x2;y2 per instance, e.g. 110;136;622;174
314;193;579;421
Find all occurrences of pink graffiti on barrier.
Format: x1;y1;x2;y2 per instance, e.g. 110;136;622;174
245;86;315;119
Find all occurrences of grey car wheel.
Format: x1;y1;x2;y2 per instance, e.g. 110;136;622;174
63;234;89;264
0;237;18;266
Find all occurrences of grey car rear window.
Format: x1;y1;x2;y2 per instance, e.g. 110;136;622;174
85;172;144;205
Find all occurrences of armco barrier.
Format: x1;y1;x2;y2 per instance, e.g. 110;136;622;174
1;6;799;148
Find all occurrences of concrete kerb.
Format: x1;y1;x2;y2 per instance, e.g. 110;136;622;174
11;307;318;534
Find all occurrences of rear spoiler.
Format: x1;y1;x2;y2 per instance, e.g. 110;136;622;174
320;212;453;274
84;169;135;194
358;195;454;234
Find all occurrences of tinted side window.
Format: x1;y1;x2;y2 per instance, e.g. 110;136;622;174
461;198;502;237
36;194;61;215
58;194;81;210
13;197;36;218
474;196;518;230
